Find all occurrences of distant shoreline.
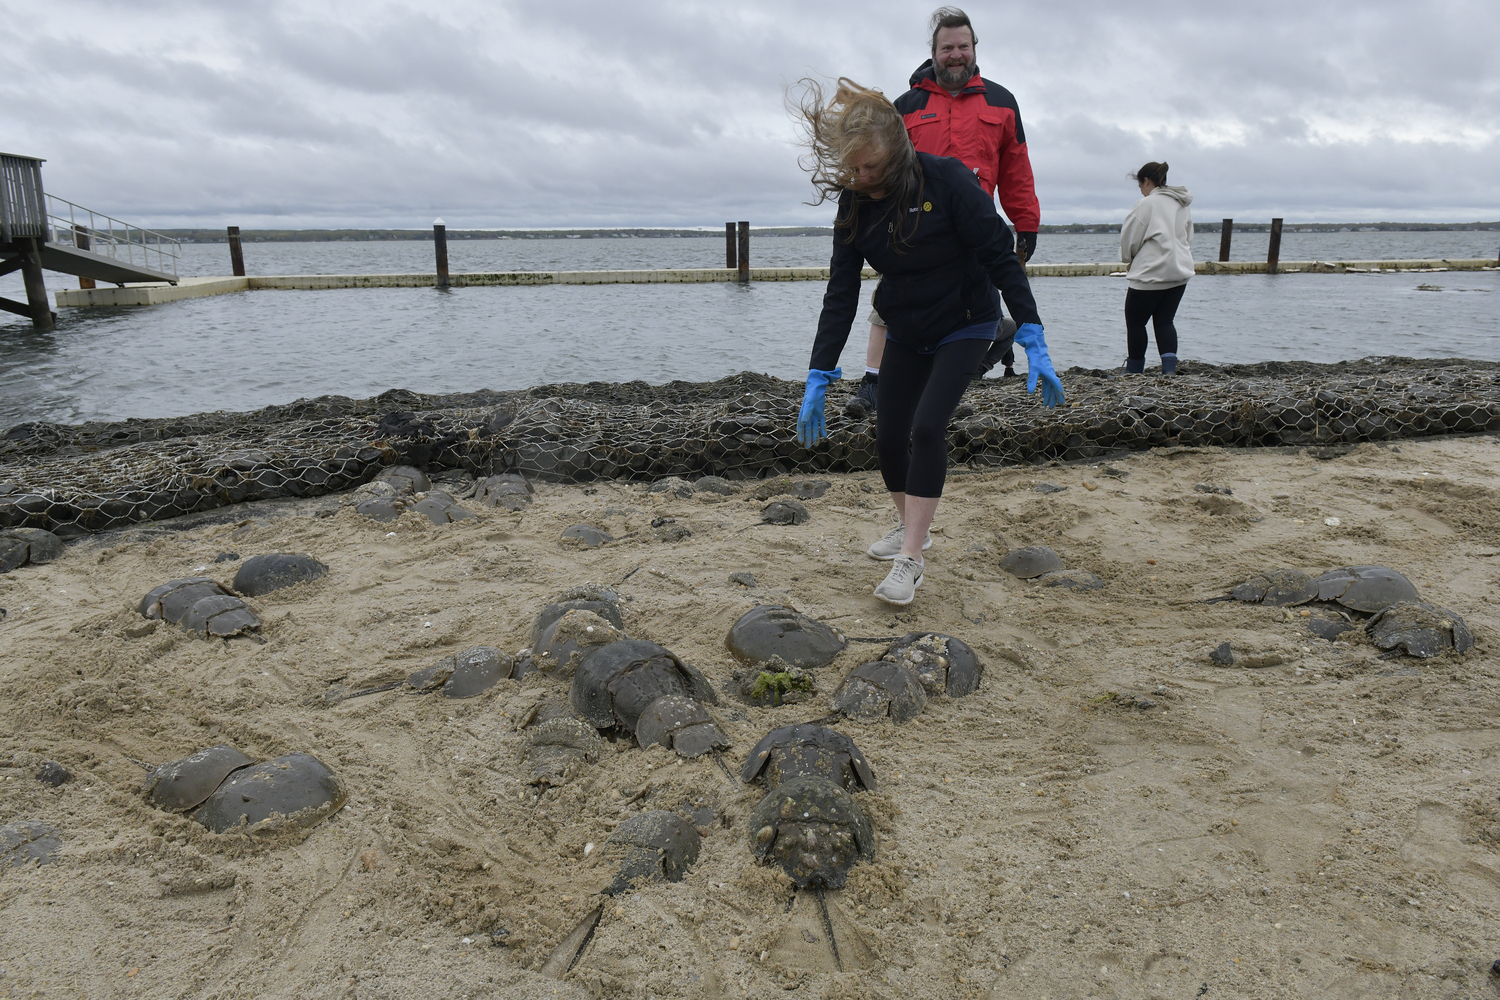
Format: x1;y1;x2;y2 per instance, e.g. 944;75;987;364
161;222;1500;243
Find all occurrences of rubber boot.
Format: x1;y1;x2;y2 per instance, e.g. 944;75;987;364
1124;358;1145;374
1160;354;1178;375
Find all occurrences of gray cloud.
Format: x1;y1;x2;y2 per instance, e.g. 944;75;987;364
2;0;1496;228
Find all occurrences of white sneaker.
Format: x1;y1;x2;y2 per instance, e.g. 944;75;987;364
866;523;933;560
874;555;924;605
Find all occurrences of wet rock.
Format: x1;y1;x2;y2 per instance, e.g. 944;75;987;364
1365;601;1474;658
533;609;626;680
33;761;71;787
1209;642;1234;666
0;527;64;573
748;776;874;889
0;821;61;869
634;695;730;757
375;465;430;494
411;490;476;525
603;810;702;894
476;473;534;511
882;632;983;697
192;753;348;834
762;499;810;525
144;745;256;813
1038;569;1105;591
727;605;847;669
831;660;927;723
1230;569;1318;606
232;553;329;596
1000;546;1063;579
728;571;756;588
741;724;876;792
1312;566;1420;613
560;524;613;548
407;646;515;698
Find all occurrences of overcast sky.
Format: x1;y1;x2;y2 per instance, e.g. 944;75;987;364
4;0;1497;229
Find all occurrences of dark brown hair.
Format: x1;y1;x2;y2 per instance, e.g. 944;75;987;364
1135;161;1169;186
929;7;977;52
789;77;924;251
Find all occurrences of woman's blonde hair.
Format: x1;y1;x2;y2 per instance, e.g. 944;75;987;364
789;77;923;248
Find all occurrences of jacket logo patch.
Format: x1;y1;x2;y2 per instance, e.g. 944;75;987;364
923;201;933;212
920;113;937;120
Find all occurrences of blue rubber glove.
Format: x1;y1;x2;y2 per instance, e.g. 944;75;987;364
797;367;842;447
1013;323;1065;408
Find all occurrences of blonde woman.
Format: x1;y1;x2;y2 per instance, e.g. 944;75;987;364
792;79;1064;605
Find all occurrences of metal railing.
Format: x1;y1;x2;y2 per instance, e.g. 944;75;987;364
1;152;47;242
45;193;180;279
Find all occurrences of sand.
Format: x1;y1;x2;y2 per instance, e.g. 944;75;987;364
1;434;1498;999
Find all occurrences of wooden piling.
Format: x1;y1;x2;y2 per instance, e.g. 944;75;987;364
433;219;449;289
73;225;95;289
725;223;736;269
227;226;245;277
1218;219;1233;262
1267;218;1284;274
20;238;55;331
737;222;749;283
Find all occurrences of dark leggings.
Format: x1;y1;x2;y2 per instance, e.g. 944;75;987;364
1124;284;1186;360
875;337;991;498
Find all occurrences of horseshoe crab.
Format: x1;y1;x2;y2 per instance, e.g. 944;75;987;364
1365;602;1474;657
1312;566;1420;613
602;810;702;895
748;776;874;889
1230;569;1318;606
519;701;604;786
1039;568;1104;591
0;821;60;869
560;524;612;547
375;465;430;494
0;527;63;573
1000;546;1063;579
192;753;348;834
762;499;810;525
356;497;407;522
476;473;534;511
533;609;627;679
411;490;476;525
407;646;516;698
144;745;255;813
740;724;876;792
570;640;718;733
726;605;847;669
830;660;926;723
139;578;260;639
232;553;328;596
634;695;730;757
529;586;625;647
881;632;982;698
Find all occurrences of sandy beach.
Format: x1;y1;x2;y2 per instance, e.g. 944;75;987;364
2;432;1497;999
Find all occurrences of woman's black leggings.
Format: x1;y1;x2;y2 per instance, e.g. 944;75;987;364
1124;283;1186;359
875;337;991;498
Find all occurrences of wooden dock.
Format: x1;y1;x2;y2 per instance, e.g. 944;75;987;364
51;259;1498;308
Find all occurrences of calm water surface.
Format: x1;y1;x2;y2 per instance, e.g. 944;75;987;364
1;234;1496;426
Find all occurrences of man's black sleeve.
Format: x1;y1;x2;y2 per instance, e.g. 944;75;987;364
808;206;865;371
944;164;1042;327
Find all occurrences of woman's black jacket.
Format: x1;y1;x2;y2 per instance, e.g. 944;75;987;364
808;151;1041;372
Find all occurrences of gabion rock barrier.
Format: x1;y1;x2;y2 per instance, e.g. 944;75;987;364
3;358;1498;534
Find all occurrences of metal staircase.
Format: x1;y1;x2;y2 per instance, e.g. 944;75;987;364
2;152;181;330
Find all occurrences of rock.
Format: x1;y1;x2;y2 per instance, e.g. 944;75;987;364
728;571;756;587
232;553;328;596
560;524;613;548
1038;569;1104;591
213;552;240;563
34;762;70;787
762;499;810;525
1209;642;1234;666
0;527;64;573
1000;546;1063;579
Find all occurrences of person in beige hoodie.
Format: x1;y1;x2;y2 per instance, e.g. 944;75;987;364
1119;161;1193;374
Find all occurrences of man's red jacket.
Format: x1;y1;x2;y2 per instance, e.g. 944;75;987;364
893;61;1040;233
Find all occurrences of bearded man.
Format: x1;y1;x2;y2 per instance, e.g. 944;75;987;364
847;6;1041;417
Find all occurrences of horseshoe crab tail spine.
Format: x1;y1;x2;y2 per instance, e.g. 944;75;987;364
539;903;603;979
713;750;737;785
816;887;843;973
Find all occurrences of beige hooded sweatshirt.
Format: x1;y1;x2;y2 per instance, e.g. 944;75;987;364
1120;185;1194;290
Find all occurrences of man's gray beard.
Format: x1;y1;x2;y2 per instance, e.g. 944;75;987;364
934;60;974;89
